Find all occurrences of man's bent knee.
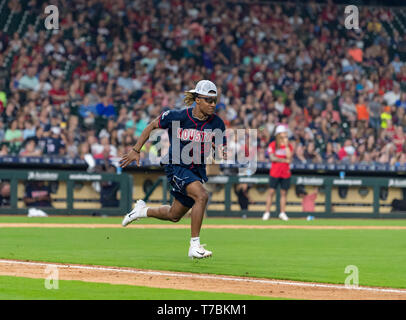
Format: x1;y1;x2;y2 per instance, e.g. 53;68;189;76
195;190;209;204
169;215;181;223
168;204;188;223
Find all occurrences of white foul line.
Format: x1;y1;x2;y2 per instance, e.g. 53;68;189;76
0;259;405;295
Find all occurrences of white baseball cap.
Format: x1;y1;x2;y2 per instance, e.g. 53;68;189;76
187;80;217;97
51;127;61;135
275;125;287;135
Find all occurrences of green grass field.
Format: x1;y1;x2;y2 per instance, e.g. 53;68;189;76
1;216;406;299
2;215;406;226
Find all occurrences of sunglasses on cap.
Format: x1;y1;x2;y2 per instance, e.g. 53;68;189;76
197;96;217;104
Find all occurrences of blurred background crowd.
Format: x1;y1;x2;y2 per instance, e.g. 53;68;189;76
1;0;406;167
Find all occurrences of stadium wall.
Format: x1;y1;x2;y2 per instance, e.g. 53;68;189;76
1;168;406;218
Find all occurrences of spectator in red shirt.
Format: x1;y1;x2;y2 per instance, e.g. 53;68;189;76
133;34;152;54
379;70;394;92
337;139;356;162
48;78;68;106
393;125;404;153
263;125;293;221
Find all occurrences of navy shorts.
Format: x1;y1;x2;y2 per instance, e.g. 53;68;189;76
164;165;206;208
269;176;291;190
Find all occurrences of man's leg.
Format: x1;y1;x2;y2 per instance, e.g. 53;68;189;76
184;181;212;258
122;198;190;227
146;199;190;222
185;181;209;237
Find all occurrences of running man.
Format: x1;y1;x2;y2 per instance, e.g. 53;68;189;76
119;80;226;259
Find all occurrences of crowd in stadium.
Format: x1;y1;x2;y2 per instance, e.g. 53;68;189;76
0;0;406;167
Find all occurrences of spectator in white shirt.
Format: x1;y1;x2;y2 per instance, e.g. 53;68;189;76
384;82;401;106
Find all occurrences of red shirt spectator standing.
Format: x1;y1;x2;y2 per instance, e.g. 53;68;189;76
263;125;293;222
267;139;293;179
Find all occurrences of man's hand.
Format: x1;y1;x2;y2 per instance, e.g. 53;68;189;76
119;149;140;168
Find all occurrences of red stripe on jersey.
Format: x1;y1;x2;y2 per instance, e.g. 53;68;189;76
200;115;214;131
187;108;198;169
158;112;163;128
187;108;198;128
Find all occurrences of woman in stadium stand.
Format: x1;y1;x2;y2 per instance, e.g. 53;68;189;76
262;125;293;221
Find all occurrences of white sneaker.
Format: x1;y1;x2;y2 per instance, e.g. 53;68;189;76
122;200;146;227
278;212;289;221
262;212;270;220
188;244;212;259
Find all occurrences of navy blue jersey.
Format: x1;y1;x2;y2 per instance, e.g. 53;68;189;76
158;107;226;172
25;183;52;207
45;137;64;155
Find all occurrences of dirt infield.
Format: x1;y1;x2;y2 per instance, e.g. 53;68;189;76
0;259;406;300
1;223;406;230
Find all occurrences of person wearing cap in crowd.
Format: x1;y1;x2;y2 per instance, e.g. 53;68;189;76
44;126;64;155
263;125;293;221
119;80;227;259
